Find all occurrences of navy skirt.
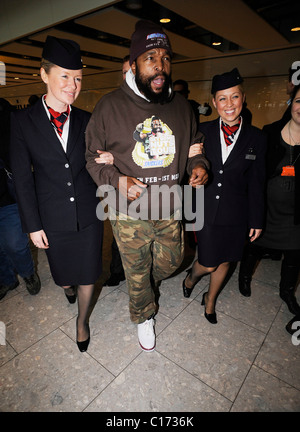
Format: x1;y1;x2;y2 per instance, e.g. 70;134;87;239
196;224;247;267
45;221;103;286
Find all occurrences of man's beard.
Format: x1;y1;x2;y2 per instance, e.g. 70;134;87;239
135;65;171;104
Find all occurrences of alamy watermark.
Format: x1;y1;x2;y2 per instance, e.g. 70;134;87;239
0;321;6;345
291;61;300;86
96;183;204;232
291;321;300;346
0;61;6;85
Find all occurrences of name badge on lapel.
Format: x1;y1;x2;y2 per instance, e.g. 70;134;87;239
245;147;256;160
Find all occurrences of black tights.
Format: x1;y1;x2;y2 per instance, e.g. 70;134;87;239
186;261;231;314
63;284;94;342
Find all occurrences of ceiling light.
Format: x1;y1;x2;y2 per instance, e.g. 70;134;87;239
211;35;222;46
14;77;19;80
291;27;300;31
160;18;171;23
159;6;171;24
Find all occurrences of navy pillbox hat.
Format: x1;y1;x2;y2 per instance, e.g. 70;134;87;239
211;68;243;94
129;20;172;65
42;36;82;70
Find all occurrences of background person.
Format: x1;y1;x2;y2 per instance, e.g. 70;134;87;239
173;79;211;127
122;54;130;81
28;95;39;107
241;99;252;124
0;98;41;300
10;36;103;352
238;84;300;316
182;68;267;324
281;66;296;124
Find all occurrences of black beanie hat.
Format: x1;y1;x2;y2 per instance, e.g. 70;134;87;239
211;68;243;94
129;20;172;65
42;36;82;70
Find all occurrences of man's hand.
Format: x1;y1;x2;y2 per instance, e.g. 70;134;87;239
118;176;147;201
189;166;208;187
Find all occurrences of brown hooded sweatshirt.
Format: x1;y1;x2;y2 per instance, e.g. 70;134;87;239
85;79;209;219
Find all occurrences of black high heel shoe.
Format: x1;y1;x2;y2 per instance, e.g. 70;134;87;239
201;292;217;324
76;323;90;352
65;286;77;304
182;269;195;298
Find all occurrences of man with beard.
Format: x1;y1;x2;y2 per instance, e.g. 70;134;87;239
85;20;209;352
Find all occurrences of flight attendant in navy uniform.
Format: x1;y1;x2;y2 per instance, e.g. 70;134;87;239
182;68;267;323
10;36;103;352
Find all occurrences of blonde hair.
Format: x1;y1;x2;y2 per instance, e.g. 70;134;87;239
40;58;55;74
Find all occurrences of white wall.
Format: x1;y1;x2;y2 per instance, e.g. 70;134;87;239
0;0;116;44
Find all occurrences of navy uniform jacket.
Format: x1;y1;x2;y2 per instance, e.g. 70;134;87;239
10;98;99;233
199;118;267;229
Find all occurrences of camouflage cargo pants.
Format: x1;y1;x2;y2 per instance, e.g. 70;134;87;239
110;210;184;324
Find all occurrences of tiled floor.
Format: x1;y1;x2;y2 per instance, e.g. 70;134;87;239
0;222;299;412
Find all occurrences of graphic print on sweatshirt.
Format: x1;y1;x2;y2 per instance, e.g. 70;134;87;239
132;115;175;168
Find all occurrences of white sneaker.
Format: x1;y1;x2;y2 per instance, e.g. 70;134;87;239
137;315;156;352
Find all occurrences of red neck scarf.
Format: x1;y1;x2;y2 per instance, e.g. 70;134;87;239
44;97;70;136
221;118;241;146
